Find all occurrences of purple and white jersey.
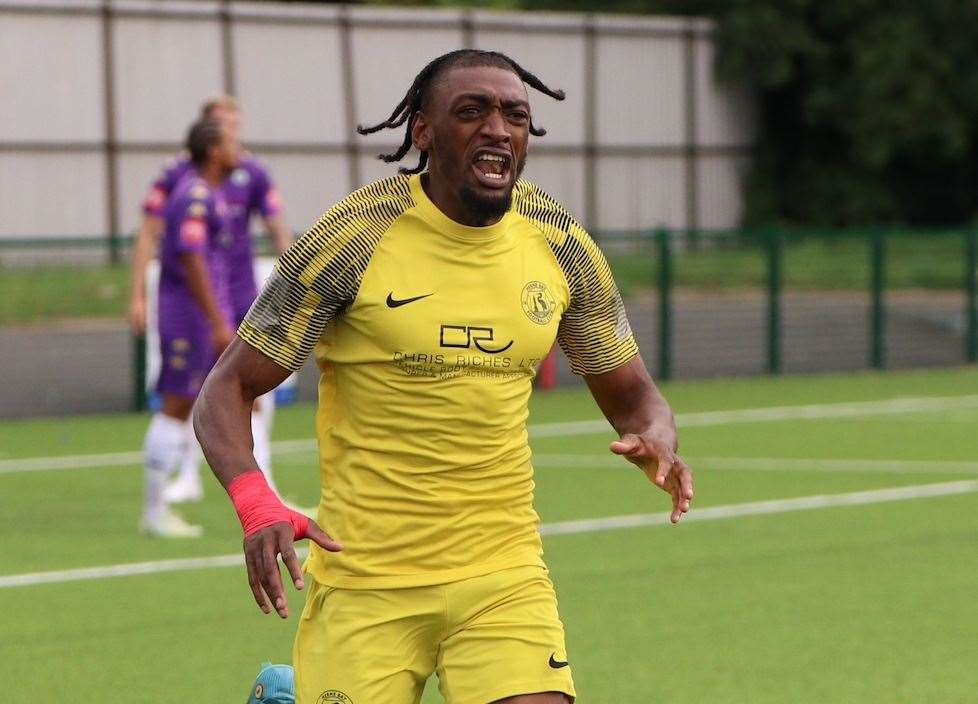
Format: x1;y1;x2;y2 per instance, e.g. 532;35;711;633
158;172;232;325
143;153;282;323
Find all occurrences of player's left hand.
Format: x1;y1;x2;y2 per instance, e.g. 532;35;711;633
609;431;694;523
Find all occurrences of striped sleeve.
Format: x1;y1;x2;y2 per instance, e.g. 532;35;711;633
237;176;413;371
514;181;638;376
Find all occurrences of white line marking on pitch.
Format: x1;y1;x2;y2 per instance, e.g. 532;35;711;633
538;480;978;536
2;394;977;475
533;454;978;475
2;480;976;589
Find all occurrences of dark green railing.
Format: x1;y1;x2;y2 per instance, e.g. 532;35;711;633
595;227;978;381
2;227;976;402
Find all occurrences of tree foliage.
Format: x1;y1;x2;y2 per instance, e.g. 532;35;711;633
347;0;978;224
711;0;978;225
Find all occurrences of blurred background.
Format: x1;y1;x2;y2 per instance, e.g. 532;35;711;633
7;0;974;416
3;1;978;702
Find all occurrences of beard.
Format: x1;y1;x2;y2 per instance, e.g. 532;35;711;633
458;151;527;223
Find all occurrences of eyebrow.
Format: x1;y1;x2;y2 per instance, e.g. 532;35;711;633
453;93;530;109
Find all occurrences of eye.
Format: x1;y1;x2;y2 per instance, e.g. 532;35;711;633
458;106;481;117
508;110;529;123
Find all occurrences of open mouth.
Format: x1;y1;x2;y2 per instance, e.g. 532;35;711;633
471;149;512;188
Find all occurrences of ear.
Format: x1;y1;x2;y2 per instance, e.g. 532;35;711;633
411;112;432;152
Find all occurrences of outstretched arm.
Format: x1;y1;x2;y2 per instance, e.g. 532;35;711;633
584;356;693;523
194;339;342;618
127;215;163;333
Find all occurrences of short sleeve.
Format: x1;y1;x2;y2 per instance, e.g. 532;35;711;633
237;176;414;371
250;163;282;219
554;227;638;375
512;180;638;376
142;158;184;217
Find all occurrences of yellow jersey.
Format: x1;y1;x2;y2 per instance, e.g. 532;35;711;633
239;173;637;588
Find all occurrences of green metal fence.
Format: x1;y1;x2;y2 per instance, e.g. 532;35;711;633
0;228;976;415
598;227;978;381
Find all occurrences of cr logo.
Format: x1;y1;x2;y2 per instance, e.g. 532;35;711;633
439;325;514;354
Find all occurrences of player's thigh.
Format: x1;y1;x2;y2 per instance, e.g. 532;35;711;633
293;579;442;704
492;694;571;704
436;566;576;704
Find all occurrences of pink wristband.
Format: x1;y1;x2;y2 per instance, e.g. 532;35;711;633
227;470;309;539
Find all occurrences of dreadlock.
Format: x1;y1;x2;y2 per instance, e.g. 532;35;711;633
357;49;565;175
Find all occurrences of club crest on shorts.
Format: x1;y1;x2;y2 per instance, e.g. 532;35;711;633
317;691;352;704
521;281;556;325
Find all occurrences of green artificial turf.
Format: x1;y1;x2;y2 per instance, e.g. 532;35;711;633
2;367;977;702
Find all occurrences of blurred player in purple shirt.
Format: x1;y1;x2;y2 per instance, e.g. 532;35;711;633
140;120;238;537
129;97;292;510
144;132;284;325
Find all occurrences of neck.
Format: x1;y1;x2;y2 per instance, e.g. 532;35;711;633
199;162;225;187
421;172;502;228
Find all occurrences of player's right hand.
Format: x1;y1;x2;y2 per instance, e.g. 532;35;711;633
243;516;342;619
128;296;147;334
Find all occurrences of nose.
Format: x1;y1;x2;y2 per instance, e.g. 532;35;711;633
481;107;510;142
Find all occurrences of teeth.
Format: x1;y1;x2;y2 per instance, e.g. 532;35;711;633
476;154;506;163
484;172;503;180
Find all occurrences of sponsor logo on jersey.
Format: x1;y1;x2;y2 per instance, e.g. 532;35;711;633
521;281;556;325
317;691;353;704
548;652;570;669
231;167;250;186
179;218;207;247
386;291;433;308
439;324;513;354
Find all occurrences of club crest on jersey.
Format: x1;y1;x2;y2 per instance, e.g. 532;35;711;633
521;281;556;325
231;168;250;186
317;691;353;704
179;218;207;247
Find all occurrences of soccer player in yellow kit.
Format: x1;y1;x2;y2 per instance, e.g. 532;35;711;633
194;50;693;704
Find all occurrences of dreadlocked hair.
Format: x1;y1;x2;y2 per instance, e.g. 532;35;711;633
357;49;565;175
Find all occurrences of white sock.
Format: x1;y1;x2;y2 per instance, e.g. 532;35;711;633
143;413;189;524
257;389;276;427
252;410;276;495
176;419;204;489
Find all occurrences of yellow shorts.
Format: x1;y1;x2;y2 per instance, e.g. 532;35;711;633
293;564;576;704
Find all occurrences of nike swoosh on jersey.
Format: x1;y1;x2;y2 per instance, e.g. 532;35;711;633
386;292;433;308
548;653;569;669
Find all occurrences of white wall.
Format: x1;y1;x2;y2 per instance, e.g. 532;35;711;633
0;0;754;246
